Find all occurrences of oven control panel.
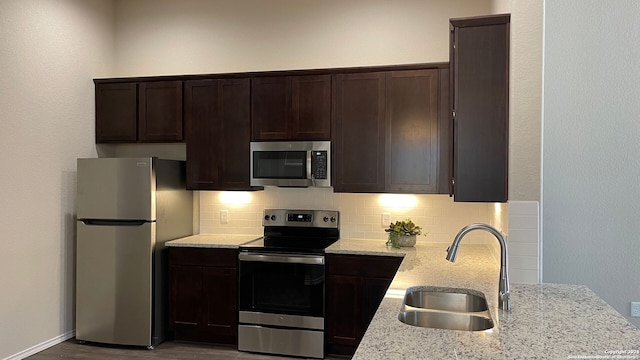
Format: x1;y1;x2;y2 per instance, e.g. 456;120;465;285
262;209;339;228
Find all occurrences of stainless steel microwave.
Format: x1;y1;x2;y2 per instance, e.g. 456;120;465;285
250;141;331;188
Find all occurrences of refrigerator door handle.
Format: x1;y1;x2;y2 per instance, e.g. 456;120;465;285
80;219;149;226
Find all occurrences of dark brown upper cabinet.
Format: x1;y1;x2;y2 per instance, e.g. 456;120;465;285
450;14;510;202
251;75;331;140
95;80;183;143
386;69;439;193
138;81;183;142
95;82;138;142
333;67;448;194
184;78;256;191
332;72;386;193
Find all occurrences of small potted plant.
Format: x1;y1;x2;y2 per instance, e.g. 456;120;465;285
385;218;424;248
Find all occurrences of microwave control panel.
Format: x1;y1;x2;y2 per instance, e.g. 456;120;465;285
311;151;328;179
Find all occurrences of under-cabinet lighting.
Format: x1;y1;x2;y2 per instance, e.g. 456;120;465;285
494;202;503;215
219;191;252;206
378;194;417;209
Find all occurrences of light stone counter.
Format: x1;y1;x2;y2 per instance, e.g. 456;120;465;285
326;239;640;359
165;234;261;248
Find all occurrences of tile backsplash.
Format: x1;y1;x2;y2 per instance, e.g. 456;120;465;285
506;201;540;284
199;187;494;244
198;188;540;283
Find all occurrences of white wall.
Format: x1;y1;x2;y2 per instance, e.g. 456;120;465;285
542;0;640;328
113;0;494;76
0;0;115;358
508;0;542;201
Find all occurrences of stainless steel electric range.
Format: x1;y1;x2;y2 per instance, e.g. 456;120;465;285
237;209;339;359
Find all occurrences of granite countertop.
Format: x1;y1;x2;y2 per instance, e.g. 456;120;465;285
165;234;261;248
326;239;640;359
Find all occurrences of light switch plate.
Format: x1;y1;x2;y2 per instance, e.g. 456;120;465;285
220;210;229;224
381;213;390;227
631;302;640;317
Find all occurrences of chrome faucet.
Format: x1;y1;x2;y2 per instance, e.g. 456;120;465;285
446;223;511;311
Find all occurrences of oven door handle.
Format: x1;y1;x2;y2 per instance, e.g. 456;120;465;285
239;252;324;265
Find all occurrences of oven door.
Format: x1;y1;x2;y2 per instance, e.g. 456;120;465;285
238;252;325;318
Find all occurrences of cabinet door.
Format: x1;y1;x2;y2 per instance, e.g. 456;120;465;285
325;254;402;356
333;72;386;192
290;75;331;140
169;248;238;345
95;82;137;143
169;265;203;332
326;275;361;350
203;267;238;344
385;70;439;193
361;277;393;330
251;77;288;140
138;81;183;142
184;80;218;189
252;75;331;140
217;79;252;189
184;79;253;190
438;68;451;194
451;15;509;202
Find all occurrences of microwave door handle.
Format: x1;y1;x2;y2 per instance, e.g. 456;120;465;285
307;150;313;186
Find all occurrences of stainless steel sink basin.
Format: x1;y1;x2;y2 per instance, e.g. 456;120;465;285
398;310;494;331
403;289;489;312
397;287;494;331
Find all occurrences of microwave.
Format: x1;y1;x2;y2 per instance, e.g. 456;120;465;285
250;141;331;188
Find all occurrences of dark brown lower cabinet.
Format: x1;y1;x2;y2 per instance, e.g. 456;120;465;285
325;254;403;356
169;247;238;345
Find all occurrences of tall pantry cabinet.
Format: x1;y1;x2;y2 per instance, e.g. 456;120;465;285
450;14;510;202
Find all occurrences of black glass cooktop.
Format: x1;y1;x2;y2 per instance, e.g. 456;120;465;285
239;233;339;254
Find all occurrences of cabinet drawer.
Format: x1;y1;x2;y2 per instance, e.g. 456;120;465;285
169;247;237;267
327;254;402;278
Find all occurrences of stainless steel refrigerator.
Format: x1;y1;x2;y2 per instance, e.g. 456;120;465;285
75;157;193;348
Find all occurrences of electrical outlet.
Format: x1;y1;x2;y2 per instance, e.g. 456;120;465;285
220;210;228;224
381;213;390;227
631;302;640;317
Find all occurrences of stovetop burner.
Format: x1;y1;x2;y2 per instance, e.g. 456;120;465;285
240;209;339;254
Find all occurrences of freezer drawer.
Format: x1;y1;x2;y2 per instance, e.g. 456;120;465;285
75;221;155;347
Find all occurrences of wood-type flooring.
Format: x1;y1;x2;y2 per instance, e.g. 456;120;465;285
27;339;345;360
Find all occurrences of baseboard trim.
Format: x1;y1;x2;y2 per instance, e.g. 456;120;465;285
3;330;75;360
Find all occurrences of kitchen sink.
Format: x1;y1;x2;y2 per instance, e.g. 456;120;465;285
398;310;494;331
402;288;489;312
397;287;493;331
